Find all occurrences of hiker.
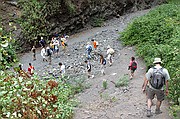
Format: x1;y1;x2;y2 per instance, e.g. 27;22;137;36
27;63;35;76
142;65;154;99
31;46;36;61
106;45;114;66
18;64;30;78
86;42;93;60
84;60;93;78
39;37;46;48
54;32;59;37
142;58;170;117
128;57;137;79
91;38;98;50
61;36;67;51
100;54;106;75
54;39;60;57
50;40;54;54
59;62;65;78
41;47;47;62
46;46;52;65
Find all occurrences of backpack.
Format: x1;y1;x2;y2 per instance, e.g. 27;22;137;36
87;45;92;52
46;49;52;56
103;58;106;65
109;48;115;55
131;61;137;70
150;67;165;89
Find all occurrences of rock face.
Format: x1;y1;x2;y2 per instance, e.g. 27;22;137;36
48;0;166;34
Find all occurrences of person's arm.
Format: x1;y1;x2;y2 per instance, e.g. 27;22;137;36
128;61;132;70
165;80;169;96
164;69;170;96
142;76;148;93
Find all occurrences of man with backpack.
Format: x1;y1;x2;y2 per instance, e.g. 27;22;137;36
128;57;137;79
39;37;46;48
46;46;52;65
86;42;93;59
142;58;170;117
106;45;114;66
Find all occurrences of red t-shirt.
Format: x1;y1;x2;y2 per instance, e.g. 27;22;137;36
28;66;34;75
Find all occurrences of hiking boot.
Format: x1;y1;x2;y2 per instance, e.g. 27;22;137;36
146;110;152;117
155;109;162;114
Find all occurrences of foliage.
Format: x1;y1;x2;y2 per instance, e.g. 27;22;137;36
67;75;90;95
17;0;49;46
115;75;129;87
0;22;17;70
17;0;77;46
120;4;180;117
64;0;76;14
0;70;76;119
102;79;107;89
168;0;180;4
91;17;105;27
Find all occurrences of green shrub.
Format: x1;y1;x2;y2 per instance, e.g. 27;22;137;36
0;71;76;119
17;0;49;45
67;75;90;95
115;75;129;87
120;4;180;117
91;17;105;27
0;23;17;70
102;79;108;89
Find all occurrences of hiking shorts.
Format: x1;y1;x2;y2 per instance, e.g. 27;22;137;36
147;88;165;101
131;69;135;73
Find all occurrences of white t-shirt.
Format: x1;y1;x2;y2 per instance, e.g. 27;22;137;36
60;65;65;74
41;48;46;58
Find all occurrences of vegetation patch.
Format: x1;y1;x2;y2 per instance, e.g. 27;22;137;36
91;17;105;27
115;75;129;87
0;70;77;119
0;22;17;70
120;3;180;117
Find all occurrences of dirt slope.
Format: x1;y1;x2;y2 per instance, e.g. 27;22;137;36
19;9;172;119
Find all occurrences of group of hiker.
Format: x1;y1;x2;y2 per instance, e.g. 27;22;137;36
27;33;170;118
84;38;115;78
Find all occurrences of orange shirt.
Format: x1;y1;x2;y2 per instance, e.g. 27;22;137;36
93;41;97;49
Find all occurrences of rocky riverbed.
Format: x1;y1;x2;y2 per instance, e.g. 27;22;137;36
20;9;172;119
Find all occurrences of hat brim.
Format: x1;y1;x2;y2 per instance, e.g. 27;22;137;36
153;61;162;64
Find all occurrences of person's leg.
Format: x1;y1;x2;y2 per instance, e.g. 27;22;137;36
155;90;164;114
109;56;112;66
101;65;105;75
156;100;162;111
130;70;134;79
34;53;36;60
147;99;152;110
146;88;155;117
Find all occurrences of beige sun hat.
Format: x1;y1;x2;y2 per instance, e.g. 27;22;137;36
153;58;162;64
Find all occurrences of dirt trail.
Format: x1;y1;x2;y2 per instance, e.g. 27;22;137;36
20;9;172;119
